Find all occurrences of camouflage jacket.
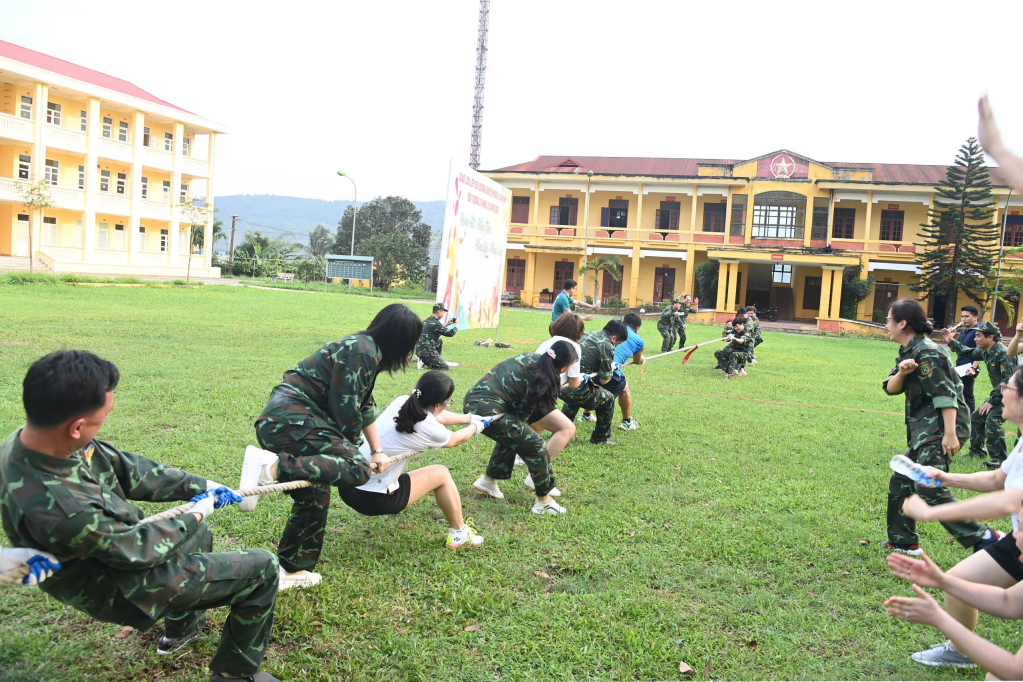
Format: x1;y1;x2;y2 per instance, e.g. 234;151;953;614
949;340;1018;407
678;304;697;327
658;306;683;333
578;330;616;382
746;316;761;341
0;430;208;627
416;315;456;355
723;328;752;354
257;334;381;442
883;334;971;449
464;354;540;420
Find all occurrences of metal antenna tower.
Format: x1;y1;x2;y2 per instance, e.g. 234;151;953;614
469;0;490;170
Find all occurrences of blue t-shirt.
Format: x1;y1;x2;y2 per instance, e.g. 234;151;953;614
956;326;978;366
614;327;645;375
552;291;573;322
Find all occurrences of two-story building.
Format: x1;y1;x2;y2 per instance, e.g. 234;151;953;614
484;152;1021;332
0;40;225;277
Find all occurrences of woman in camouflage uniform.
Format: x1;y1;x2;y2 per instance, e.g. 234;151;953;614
466;340;578;515
242;303;423;586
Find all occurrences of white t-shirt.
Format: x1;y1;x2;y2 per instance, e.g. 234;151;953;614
356;395;453;494
535;336;582;387
1001;439;1023;531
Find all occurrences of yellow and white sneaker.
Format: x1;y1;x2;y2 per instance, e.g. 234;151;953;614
446;519;484;549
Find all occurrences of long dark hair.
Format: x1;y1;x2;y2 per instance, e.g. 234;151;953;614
361;303;423;374
549;311;585;341
889;299;934;336
527;340;577;416
394;370;455;434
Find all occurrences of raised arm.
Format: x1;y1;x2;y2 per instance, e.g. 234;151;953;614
1009;323;1023;357
980;95;1023;196
904;486;1023;524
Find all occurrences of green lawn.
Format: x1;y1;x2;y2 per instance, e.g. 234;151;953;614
0;285;1013;681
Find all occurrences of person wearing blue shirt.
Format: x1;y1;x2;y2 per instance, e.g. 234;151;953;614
551;279;597;324
610;312;645;431
952;305;981;414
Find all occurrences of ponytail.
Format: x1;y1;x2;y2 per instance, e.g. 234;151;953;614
394;370;455;434
889;299;934;335
526;340;577;416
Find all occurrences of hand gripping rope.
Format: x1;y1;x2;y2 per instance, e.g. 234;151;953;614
0;448;425;587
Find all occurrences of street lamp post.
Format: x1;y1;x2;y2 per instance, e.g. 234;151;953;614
337;171;358;293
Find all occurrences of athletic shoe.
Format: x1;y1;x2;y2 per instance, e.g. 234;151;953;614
238;446;279;512
278;568;322;591
577;412;597;423
211;673;282;682
724;374;731;380
974;529;1006;553
877;540;922;556
473;475;504;499
156;626;203;655
738;369;748;376
911;641;975;668
589;438;616;446
984;459;1005;470
417;359;425;370
447;361;460;367
446;518;484;549
513;455;525;467
523;474;560;496
617;418;639;431
532;499;567;515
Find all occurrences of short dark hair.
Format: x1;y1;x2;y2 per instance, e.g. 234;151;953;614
748;305;757;311
23;351;120;428
737;307;747;315
623;312;642;329
961;305;979;317
361;303;423;374
562;279;577;291
603;319;628;342
550;311;585;341
732;317;746;327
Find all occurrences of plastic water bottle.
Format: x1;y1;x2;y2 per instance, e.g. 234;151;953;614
889;454;942;487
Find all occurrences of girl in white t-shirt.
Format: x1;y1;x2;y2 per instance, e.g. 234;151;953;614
884;364;1023;672
338;371;488;549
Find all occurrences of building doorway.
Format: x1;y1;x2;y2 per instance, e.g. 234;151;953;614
872;283;899;322
655;201;681;238
929;292;949;328
653;267;676;303
601;270;623;302
506;258;525;294
14;214;29;257
553;261;574;292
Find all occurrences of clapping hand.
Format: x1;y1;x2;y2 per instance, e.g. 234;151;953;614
884;584;944;626
888;550;945;589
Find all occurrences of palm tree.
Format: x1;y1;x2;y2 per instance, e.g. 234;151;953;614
304;224;334;258
578;254;623;307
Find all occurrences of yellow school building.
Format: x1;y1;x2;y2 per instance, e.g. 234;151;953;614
0;40;225;277
484;152;1021;332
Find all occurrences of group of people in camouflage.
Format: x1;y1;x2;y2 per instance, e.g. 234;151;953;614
713;306;763;378
656;295;698;352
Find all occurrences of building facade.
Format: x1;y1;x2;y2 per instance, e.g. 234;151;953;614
0;40;225;277
484;152;1021;331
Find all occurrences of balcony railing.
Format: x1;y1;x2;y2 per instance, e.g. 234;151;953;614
51;187;85;210
46;125;87;154
97;137;133;163
138;251;170;266
141;146;173;171
142;199;172;221
95;249;129;265
96;193;131;215
180;155;209;177
0;112;33;143
0;177;24;202
41;245;84;261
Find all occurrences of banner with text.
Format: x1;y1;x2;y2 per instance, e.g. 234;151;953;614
436;161;511;330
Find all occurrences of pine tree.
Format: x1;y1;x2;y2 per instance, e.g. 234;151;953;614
912;137;999;324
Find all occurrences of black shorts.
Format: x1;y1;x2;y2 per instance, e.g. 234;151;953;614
984;530;1023;582
603;374;627;398
338;473;411;516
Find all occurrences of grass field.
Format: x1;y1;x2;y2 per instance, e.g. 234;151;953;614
0;284;1015;681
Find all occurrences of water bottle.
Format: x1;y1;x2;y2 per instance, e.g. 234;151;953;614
889;454;942;487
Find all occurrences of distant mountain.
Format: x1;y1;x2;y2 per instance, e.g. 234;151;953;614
212;194;446;263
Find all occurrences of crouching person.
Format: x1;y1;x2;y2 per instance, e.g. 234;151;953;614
0;351;280;682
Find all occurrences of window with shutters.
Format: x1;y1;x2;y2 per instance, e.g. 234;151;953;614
833;208;856;239
141;177;149;200
802;276;822;309
113;224;124;250
182;136;191;156
160;228;169;252
78;165;85;190
163;180;171;201
180;183;188;201
550;197;578;226
811;198;829;240
505;258;526;293
730;195;747;236
702;204;726;233
119;121;129;142
880;210;904;241
139;226;147;251
80;110;87;132
102;117;112;138
143;127;151;147
98;222;109;249
602;270;623;299
600;199;628;228
44;159;58;186
20;95;32;119
655;201;681;232
18;154;30;180
46;102;61;125
511;196;530;224
164;132;174;152
100;169;110;193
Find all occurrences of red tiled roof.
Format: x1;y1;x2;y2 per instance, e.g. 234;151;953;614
0;39;191;114
491;155;1009;186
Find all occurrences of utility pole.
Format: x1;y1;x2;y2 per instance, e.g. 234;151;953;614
468;0;490;170
228;215;240;277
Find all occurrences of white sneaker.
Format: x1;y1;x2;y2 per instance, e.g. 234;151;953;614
911;641;975;668
532;499;567;515
472;475;504;499
523;474;560;496
513;455;525;467
446;518;484;549
278;568;322;591
446;361;460;367
238;446;279;512
617;418;639;431
417;359;425;370
577;412;597;423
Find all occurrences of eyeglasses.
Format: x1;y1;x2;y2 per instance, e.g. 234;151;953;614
1000;383;1018;395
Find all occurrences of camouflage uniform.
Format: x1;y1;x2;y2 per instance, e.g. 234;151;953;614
658;304;683;353
255;334;378;572
950;331;1018;464
714;328;751;374
883;334;990;548
416;315;457;370
559;330;617;443
676;303;697;349
463;354;557;497
0;432;278;678
746;315;762;361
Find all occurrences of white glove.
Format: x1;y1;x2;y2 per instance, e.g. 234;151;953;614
188;491;216;520
206;479;226;492
611;362;620;371
468;414;493;432
0;547;62;586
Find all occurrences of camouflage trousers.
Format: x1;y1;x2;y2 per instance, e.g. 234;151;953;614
255;418;371;573
560;382;616;442
466;405;556;497
417;349;450;370
161;526;279;677
969;404;1008;463
887;442;990;548
659;328;676;354
677;329;687;351
714;347;745;374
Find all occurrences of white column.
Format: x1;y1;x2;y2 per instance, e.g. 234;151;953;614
169;121;184;262
204;131;216;272
31;82;48;257
127;110;145;266
82;97;101;262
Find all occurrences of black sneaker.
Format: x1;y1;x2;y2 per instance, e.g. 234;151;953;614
210;673;282;682
974;530;1006;553
590;438;616;446
157;628;201;655
984;459;1005;470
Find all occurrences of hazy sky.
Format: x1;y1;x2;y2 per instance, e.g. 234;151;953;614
4;0;1023;202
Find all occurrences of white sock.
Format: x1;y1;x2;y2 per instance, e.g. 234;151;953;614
450;524;468;538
